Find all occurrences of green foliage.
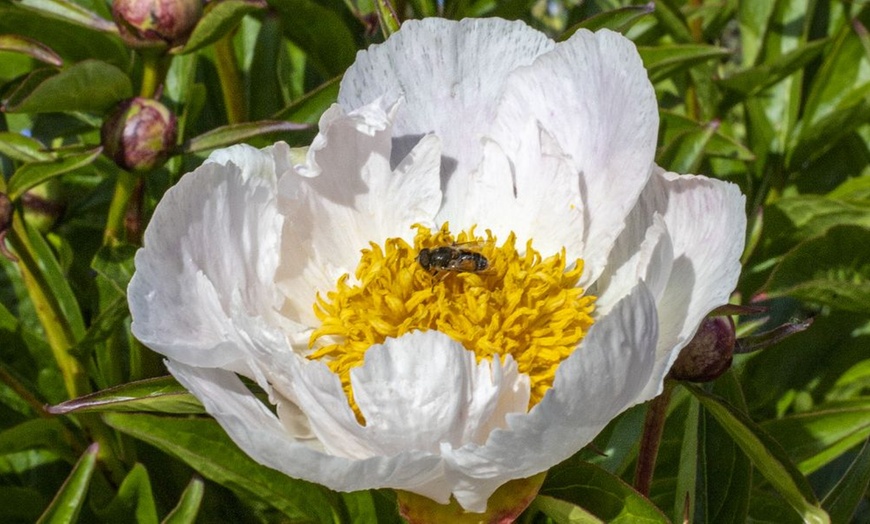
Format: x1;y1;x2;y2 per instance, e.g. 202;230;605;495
0;0;868;522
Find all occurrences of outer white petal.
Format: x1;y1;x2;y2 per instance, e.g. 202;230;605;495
442;284;659;512
274;100;442;326
128;143;289;373
595;167;746;399
167;360;454;503
491;29;658;285
339;18;554;180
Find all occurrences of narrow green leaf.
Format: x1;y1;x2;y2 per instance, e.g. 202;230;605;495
738;1;776;66
184;120;310;154
718;38;827;96
91;243;137;295
47;376;204;415
270;0;357;77
541;461;670;523
23;220;86;340
0;132;53;163
161;476;205;524
0;34;63;66
659;112;755;161
765;225;870;314
273;75;340;124
674;395;699;522
0;419;78;463
3;60;132;114
14;0;117;33
637;45;731;83
68;295;129;362
699;373;752;524
103;413;340;522
657;120;719;174
375;0;400;38
177;0;266;55
651;0;693;43
762;399;870;474
822;438;870;524
94;463;159;524
7;147;102;201
686;384;829;524
36;443;99;524
532;495;603;523
561;3;654;39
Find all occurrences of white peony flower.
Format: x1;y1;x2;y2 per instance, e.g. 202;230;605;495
128;18;746;516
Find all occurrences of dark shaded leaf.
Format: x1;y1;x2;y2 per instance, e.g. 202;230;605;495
272;75;340;124
184;120;310;154
103;413;340;522
94;463;159;524
822;438;870;524
177;0;266;55
638;44;731;83
161;476;205;524
270;0;357;77
561;2;654;38
35;443;99;524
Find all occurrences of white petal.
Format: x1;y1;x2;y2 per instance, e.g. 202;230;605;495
128;143;288;372
274;101;442;325
340;18;554;180
637;168;746;398
442;284;659;512
492;29;658;284
352;331;529;453
167;360;454;503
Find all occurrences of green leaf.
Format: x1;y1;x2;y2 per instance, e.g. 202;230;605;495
718;38;827;96
184;120;310;154
0;34;63;66
177;0;266;55
103;413;340;522
7;147;102;201
657;119;720;174
698;373;752;524
532;495;603;523
762;399;870;475
0;418;77;463
0;486;47;521
161;476;205;524
659;112;755;162
270;0;357;78
374;0;400;38
13;0;117;33
765;225;870;313
686;384;829;524
822;438;870;524
0;132;53;163
637;44;731;84
540;461;670;523
560;3;654;39
273;75;340;124
36;443;99;524
94;463;159;524
674;394;699;522
762;196;870;257
47;376;204;415
3;60;132;114
651;0;693;43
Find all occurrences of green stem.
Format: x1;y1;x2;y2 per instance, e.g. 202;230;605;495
634;381;676;497
139;52;170;98
214;33;247;124
103;170;137;246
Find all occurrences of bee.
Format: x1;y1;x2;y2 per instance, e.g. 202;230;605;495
417;244;489;275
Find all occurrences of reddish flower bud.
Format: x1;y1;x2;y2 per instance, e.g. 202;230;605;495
101;97;178;172
670;316;736;382
111;0;203;50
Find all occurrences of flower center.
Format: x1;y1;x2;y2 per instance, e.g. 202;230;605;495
308;224;596;416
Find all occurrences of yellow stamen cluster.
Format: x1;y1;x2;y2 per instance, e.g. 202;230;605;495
309;224;596;416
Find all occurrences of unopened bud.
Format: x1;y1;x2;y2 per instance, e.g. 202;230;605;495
101;97;178;172
111;0;202;50
670;316;736;382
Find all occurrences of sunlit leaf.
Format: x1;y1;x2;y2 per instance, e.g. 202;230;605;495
0;132;53;163
47;376;204;415
3;60;132;114
822;438;870;524
561;2;654;38
94;463;158;524
7;147;102;201
161;476;205;524
638;44;731;83
13;0;117;33
177;0;266;55
533;495;603;523
0;34;62;66
717;39;827;97
270;0;357;77
184;120;310;154
273;75;340;124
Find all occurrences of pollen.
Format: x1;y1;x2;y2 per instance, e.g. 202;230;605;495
308;223;596;417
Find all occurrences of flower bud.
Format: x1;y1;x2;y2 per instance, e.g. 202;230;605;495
111;0;202;50
101;97;178;172
669;316;736;382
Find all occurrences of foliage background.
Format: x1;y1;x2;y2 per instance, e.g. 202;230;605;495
0;0;868;522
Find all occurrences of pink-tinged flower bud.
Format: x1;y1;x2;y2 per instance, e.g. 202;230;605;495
111;0;203;50
669;316;736;382
101;97;178;172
